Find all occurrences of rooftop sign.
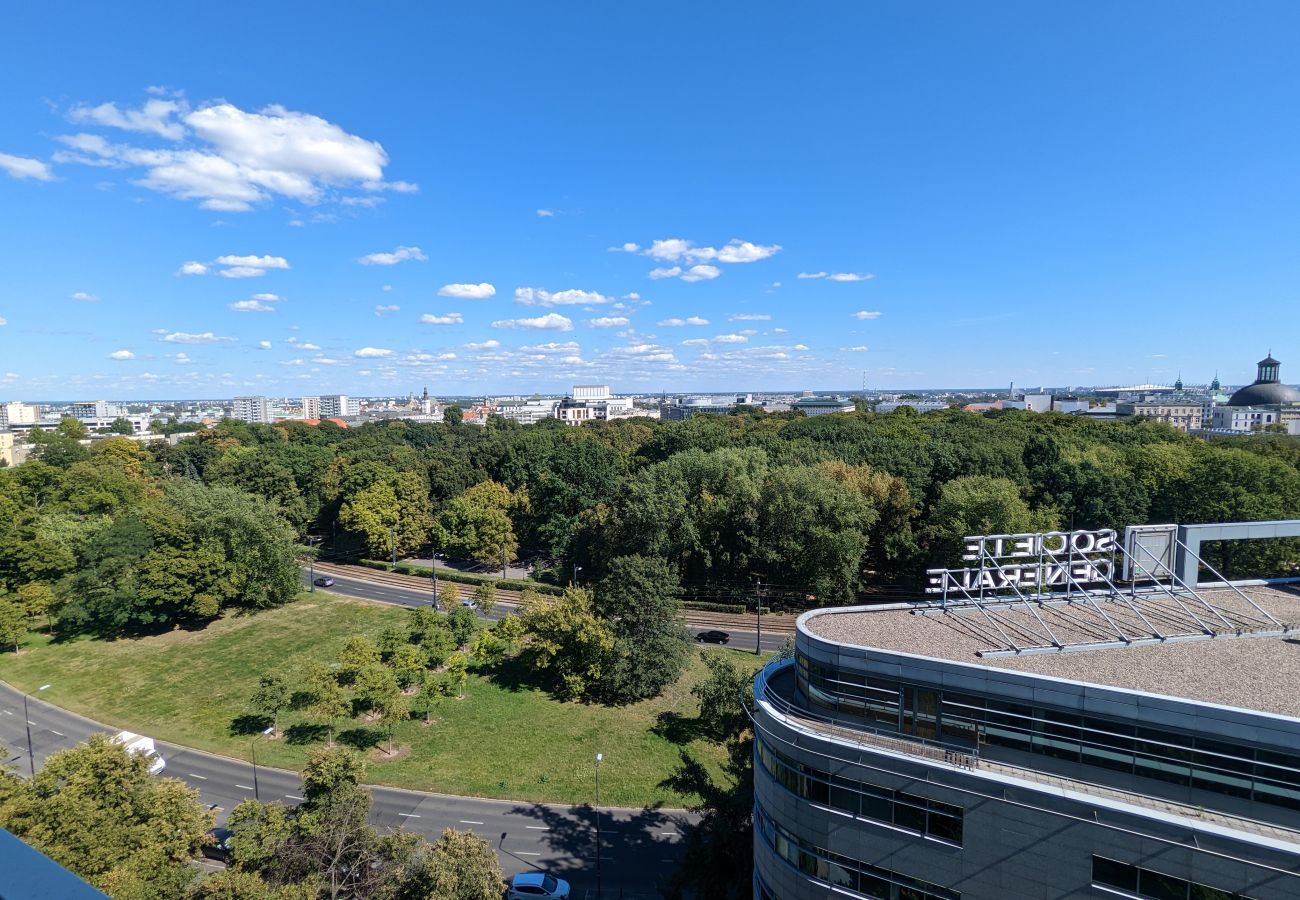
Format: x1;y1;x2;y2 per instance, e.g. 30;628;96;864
925;529;1117;595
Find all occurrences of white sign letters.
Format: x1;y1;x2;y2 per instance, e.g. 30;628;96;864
926;529;1117;595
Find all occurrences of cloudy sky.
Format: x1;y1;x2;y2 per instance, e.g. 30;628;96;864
1;2;1298;399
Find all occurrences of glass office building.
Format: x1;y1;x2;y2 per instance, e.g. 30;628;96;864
751;584;1300;899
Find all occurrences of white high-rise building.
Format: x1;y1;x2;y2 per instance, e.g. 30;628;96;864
317;395;357;418
69;400;122;419
301;396;322;420
231;396;273;424
0;401;38;427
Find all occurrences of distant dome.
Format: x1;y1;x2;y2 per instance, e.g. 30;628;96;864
1227;352;1300;406
1228;381;1300;406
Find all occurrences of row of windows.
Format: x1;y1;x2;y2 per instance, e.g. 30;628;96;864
1092;856;1259;900
755;803;960;900
796;654;1300;814
756;734;963;844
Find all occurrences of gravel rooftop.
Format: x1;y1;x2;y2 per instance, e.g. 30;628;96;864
805;585;1300;718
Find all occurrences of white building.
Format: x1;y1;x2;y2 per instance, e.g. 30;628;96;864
0;401;39;427
69;400;122;419
1210;405;1278;432
792;396;856;416
301;396;322;420
572;384;611;401
317;395;358;418
231;396;273;424
557;385;636;425
1023;393;1053;413
496;397;561;425
0;431;14;467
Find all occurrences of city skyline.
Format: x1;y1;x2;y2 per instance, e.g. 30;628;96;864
3;3;1300;399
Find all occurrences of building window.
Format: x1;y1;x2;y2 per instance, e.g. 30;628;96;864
1091;857;1256;900
756;735;963;845
756;804;959;900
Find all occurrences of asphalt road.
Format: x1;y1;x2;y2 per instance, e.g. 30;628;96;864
302;569;791;653
0;682;687;897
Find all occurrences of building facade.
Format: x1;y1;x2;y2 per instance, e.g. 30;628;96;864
752;589;1300;899
792;396;856;416
231;396;272;424
496;397;561;425
1116;399;1206;431
0;401;39;427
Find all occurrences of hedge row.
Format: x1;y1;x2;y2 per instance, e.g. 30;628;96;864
357;559;565;596
680;601;772;615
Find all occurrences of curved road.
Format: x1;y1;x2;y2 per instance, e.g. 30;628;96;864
0;682;686;898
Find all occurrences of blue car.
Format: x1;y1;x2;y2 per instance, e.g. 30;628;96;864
506;871;570;899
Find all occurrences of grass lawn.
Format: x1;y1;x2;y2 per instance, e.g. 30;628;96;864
0;593;766;807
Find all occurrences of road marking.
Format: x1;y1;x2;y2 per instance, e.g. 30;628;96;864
50;730;64;737
286;794;305;800
1;710;11;715
459;819;484;825
397;812;421;818
236;784;254;791
525;825;550;830
516;851;541;857
189;773;208;780
660;831;679;835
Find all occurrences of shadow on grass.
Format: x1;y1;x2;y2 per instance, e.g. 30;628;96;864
651;710;709;746
475;652;557;697
338;727;384;751
284;723;330;745
229;713;273;736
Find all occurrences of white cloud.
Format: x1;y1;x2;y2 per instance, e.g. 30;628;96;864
0;317;6;326
420;312;464;325
375;304;400;316
71;291;100;302
514;287;611;307
680;338;709;346
729;313;771;321
536;208;555;217
176;260;208;276
586;316;629;328
609;242;640;253
161;330;235;344
464;340;500;350
658;316;711;327
217;254;289;269
258;340;272;349
439;282;495;299
828;272;874;282
174;352;192;363
69;99;185;140
229;299;275;312
492;313;574;331
109;349;135;360
642;238;781;264
218;266;268;278
713;333;749;344
250;292;282;302
354;347;393;358
648;266;682;280
0;152;55;182
852;310;882;320
798;272;828;279
844;346;868;352
382;284;393;292
56;98;414;211
299;342;321;350
359;245;426;266
680;265;720;283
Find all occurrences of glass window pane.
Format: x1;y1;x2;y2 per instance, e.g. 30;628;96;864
1189;886;1233;900
1139;869;1189;900
1093;857;1138;892
928;812;963;844
893;797;927;832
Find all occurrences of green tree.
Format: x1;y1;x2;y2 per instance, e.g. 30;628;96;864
0;733;213;892
0;595;24;651
18;581;58;627
447;607;477;646
433;480;525;567
250;672;291;736
439;580;461;611
443;405;464;424
594;555;691;703
337;635;381;682
421;828;506;900
391;643;427;689
924;475;1058;567
520;586;615;700
692;651;748;740
305;664;348;745
491;613;525;654
443;651;469;698
472;580;497;616
107;417;136;435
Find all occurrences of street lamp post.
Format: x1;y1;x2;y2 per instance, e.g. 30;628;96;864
573;564;582;586
23;684;51;777
307;536;320;592
431;551;439;609
500;543;507;580
755;578;763;656
250;725;273;801
594;752;603;898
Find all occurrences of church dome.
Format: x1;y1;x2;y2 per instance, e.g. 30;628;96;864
1227;353;1300;406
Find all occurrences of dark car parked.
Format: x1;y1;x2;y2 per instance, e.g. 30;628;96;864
201;828;235;864
695;629;730;644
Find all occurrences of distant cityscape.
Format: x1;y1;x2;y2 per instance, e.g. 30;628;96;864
1;351;1297;468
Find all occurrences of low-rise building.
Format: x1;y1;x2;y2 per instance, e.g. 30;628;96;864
792;396;856;416
496;397;561;425
1210;405;1278;432
1117;399;1205;431
877;400;949;414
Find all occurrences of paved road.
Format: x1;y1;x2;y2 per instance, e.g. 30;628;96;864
302;569;791;653
0;683;689;897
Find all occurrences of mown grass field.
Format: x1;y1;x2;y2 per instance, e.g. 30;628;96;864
0;593;766;807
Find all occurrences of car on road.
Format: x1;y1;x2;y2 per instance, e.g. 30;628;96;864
460;598;476;608
201;827;235;864
506;872;570;899
313;576;334;587
694;629;731;644
111;731;166;774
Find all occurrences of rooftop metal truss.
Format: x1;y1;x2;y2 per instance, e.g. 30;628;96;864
914;531;1294;657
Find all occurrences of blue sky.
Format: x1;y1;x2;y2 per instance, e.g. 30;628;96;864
1;1;1298;399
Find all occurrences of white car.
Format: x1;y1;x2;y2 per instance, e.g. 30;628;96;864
112;731;166;775
506;872;570;899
